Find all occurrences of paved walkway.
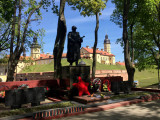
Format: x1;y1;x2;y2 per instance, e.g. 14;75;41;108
58;100;160;120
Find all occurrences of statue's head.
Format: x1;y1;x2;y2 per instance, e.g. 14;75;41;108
72;26;77;31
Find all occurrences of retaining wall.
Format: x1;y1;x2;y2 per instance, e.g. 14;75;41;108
15;70;128;81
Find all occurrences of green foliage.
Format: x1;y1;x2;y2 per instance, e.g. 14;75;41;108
133;0;160;70
42;0;58;15
110;91;151;100
0;0;14;22
111;0;160;71
67;0;107;16
111;0;145;27
0;0;46;53
0;56;8;64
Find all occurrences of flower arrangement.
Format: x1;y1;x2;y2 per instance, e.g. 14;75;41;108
93;78;101;85
92;78;101;92
102;79;111;91
0;91;5;98
0;85;9;99
44;86;50;93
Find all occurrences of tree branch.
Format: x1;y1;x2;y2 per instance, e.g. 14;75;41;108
10;0;17;56
20;0;43;53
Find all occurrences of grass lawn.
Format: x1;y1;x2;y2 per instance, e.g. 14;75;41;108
21;59;158;88
134;68;158;88
109;92;152;100
21;59;126;73
0;101;75;118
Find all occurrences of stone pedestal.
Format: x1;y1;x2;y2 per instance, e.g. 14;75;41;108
61;66;90;89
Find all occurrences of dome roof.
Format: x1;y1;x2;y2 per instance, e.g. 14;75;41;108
30;36;41;48
104;34;110;44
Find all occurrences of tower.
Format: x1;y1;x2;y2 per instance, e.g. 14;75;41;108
104;34;111;54
30;36;41;59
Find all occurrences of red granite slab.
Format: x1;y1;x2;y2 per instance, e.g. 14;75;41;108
73;95;110;104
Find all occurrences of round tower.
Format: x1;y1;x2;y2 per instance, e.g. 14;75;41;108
30;36;41;59
104;34;111;54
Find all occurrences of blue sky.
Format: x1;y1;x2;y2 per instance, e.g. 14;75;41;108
29;0;124;62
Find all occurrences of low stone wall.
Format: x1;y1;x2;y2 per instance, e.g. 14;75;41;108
15;70;128;81
0;79;60;91
15;72;55;81
94;70;128;81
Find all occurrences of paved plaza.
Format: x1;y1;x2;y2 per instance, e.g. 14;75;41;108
58;100;160;120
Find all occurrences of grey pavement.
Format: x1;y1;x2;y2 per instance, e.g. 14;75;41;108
57;100;160;120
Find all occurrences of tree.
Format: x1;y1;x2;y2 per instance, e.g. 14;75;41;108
67;0;107;78
123;0;135;88
111;0;146;63
111;0;136;88
0;0;14;52
133;0;160;70
0;21;11;52
132;0;160;88
53;0;67;78
7;0;43;81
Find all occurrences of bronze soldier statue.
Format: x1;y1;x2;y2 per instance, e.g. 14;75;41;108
67;26;85;66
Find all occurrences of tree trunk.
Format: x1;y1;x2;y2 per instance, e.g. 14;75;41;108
7;0;17;82
92;13;99;78
130;24;134;63
53;0;67;79
123;0;135;88
7;60;19;81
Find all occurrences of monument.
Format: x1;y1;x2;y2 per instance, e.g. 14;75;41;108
67;26;85;66
61;26;90;97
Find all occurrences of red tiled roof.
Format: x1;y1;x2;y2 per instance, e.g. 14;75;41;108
35;54;53;60
40;54;53;58
7;53;67;61
82;47;115;56
6;55;34;60
62;53;67;58
116;62;125;66
19;56;34;60
36;53;67;60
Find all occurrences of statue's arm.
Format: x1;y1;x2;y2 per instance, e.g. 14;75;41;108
77;32;83;43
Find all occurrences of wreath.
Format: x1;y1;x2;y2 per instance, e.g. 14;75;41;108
92;78;101;92
0;85;9;98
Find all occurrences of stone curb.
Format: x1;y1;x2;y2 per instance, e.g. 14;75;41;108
32;105;85;119
33;93;160;120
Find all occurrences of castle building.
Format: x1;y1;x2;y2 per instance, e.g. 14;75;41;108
30;36;41;59
80;34;115;65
